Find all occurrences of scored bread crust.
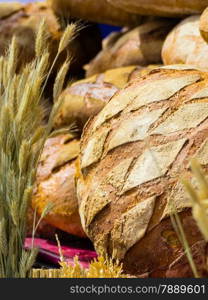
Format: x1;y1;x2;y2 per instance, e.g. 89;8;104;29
107;0;208;17
162;16;208;70
76;66;208;277
32;134;86;238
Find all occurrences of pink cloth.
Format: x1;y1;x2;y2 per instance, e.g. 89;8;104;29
25;238;97;268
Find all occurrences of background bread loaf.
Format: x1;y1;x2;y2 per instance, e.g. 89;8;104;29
48;0;142;27
162;16;208;70
86;18;176;77
32;134;86;238
107;0;208;18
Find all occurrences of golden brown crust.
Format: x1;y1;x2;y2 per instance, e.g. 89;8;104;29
200;7;208;43
77;66;208;276
32;134;86;238
48;0;142;27
108;0;208;17
162;16;208;70
86;19;176;77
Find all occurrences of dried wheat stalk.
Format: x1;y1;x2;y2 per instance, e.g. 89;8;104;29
0;20;76;278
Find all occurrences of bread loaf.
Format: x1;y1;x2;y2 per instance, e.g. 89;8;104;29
48;0;142;27
77;66;208;277
162;16;208;70
86;19;176;77
32;134;86;238
108;0;208;17
0;2;101;75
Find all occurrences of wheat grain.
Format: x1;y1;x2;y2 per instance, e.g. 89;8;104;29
53;58;71;100
58;23;76;54
35;19;48;58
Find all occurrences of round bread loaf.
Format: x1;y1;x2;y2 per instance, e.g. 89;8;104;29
48;0;142;27
162;16;208;70
76;66;208;277
86;18;176;77
107;0;208;18
32;134;86;238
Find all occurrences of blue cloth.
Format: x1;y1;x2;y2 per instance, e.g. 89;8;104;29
98;24;121;38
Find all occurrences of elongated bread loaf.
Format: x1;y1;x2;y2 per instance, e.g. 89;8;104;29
108;0;208;17
48;0;141;27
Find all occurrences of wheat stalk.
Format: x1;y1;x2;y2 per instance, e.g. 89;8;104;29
183;159;208;241
0;21;74;278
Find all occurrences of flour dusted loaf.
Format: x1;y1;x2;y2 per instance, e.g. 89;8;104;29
86;18;175;77
162;16;208;70
32;134;85;238
108;0;208;17
76;66;208;277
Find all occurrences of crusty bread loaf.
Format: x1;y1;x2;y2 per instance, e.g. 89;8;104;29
162;16;208;70
86;19;176;77
108;0;208;17
200;7;208;43
32;134;86;238
76;66;208;277
48;0;142;27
